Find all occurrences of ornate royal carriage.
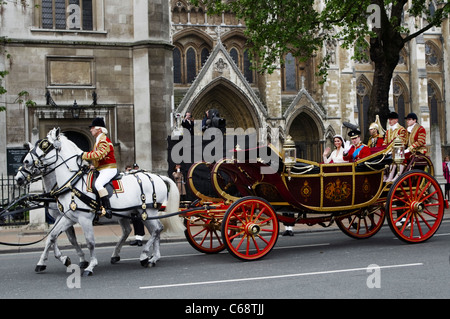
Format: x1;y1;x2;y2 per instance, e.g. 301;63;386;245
181;137;445;261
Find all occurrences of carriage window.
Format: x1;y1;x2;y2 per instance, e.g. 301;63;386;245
186;48;197;83
41;0;93;31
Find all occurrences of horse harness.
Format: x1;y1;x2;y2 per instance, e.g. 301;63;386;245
49;166;165;221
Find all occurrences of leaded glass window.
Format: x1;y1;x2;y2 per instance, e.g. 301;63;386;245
41;0;93;31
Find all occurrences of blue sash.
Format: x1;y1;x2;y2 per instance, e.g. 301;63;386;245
352;145;364;160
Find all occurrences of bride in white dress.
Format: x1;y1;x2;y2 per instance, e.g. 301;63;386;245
323;134;349;164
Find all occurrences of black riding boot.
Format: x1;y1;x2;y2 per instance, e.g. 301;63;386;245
100;196;113;219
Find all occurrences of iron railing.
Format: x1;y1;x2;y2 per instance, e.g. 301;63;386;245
0;175;30;226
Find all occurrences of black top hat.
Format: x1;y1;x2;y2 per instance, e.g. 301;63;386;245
89;117;106;128
348;129;361;139
387;112;399;119
405;112;418;121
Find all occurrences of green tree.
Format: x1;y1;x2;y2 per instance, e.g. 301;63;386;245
191;0;450;130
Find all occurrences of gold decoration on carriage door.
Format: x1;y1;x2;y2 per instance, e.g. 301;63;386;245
300;181;312;202
325;178;351;202
362;178;371;195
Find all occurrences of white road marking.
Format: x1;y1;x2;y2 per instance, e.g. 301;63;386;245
139;262;423;290
119;242;330;261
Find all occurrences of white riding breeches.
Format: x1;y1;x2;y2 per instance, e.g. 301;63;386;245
95;168;118;196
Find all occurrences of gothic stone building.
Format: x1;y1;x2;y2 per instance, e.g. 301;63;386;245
1;0;173;175
171;0;450;164
1;0;449;177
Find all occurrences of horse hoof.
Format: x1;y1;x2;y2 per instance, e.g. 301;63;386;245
64;257;71;267
79;261;89;269
111;256;121;264
82;270;93;277
140;258;149;268
35;265;47;273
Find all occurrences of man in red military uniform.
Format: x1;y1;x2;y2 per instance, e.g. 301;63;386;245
343;129;371;162
404;112;427;158
82;117;117;218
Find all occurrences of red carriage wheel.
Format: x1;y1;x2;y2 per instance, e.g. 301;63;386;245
222;196;279;261
386;170;444;243
184;211;226;254
336;206;385;239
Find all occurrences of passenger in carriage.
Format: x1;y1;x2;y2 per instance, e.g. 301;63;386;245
322;134;349;163
383;112;407;182
343;129;371;162
367;115;385;148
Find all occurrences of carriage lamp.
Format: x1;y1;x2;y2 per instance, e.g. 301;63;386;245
282;135;296;180
392;136;405;165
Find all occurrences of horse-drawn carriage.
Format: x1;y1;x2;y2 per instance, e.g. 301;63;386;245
182;136;445;261
2;129;445;274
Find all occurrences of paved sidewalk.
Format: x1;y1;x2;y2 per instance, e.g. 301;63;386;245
0;218;339;254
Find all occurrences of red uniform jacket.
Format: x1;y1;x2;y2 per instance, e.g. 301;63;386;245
343;143;371;162
407;124;427;154
82;133;117;170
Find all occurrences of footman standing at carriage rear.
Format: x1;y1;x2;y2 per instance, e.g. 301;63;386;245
383;112;408;182
404;112;427;158
82;117;117;218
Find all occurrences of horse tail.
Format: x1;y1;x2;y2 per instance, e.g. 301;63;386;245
158;175;184;235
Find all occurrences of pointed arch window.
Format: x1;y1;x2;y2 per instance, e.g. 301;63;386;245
356;78;371;138
393;79;409;127
243;49;253;83
173;47;182;84
230;48;239;66
186;47;197;83
284;53;297;91
201;48;210;66
428;81;445;143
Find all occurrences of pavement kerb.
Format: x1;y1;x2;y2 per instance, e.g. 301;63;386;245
0;212;449;255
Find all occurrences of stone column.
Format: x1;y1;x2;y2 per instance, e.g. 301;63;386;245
132;0;174;174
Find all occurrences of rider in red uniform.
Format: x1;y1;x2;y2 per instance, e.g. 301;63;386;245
82;117;117;218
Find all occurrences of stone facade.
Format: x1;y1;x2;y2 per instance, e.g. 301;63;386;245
0;1;449;177
171;0;450;163
0;0;173;175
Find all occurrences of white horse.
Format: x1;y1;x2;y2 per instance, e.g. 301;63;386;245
23;128;183;276
15;150;89;269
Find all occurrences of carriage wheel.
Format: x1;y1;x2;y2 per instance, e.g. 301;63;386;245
336;206;385;239
184;211;226;254
386;170;444;243
222;197;279;261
